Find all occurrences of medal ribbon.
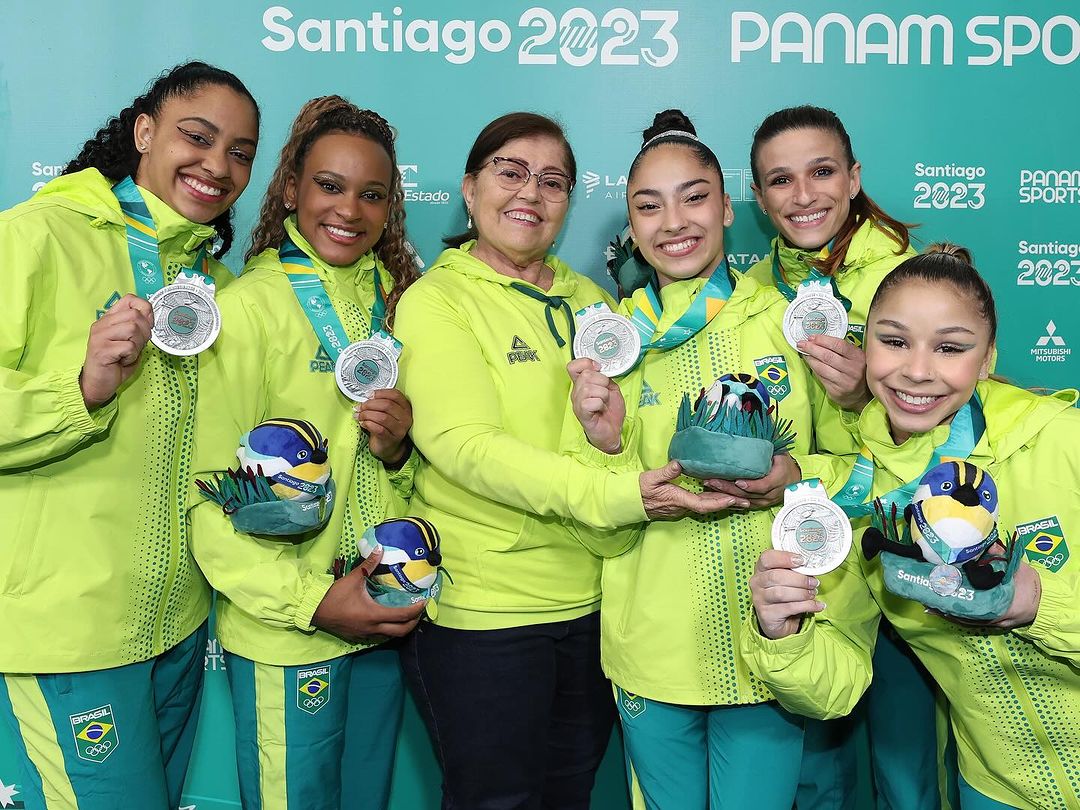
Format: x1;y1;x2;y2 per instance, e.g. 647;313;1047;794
831;394;986;518
112;176;209;296
771;242;852;312
281;234;390;362
625;258;735;367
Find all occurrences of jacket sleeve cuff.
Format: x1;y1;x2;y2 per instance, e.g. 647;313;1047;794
60;367;117;436
294;572;335;632
386;447;420;498
1022;564;1070;644
569;418;642;472
742;614;815;659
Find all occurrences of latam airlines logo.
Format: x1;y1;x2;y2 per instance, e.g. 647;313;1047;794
581;170;626;200
1031;320;1071;363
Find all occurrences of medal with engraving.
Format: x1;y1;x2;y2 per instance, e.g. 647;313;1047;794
148;271;221;356
928;564;963;597
782;279;849;350
772;479;853;575
573;303;641;377
335;332;401;402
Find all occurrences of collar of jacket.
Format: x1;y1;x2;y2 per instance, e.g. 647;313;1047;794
430;240;583;299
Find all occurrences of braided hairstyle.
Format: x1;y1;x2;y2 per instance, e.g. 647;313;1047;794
247;96;417;329
750;105;914;277
63;61;259;259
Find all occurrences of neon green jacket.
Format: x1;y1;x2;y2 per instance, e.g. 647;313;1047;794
742;379;1080;809
189;218;416;666
591;272;849;705
393;243;648;631
747;219;914;455
0;169;231;672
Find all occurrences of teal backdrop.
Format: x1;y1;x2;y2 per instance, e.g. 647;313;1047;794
1;1;1077;807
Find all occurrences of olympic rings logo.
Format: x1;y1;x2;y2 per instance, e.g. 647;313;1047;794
622;699;642;714
1032;552;1065;569
302;696;326;709
85;740;113;756
766;384;787;397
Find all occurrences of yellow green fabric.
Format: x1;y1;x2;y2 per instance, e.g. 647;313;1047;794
393;242;647;631
0;169;230;672
593;271;850;706
746;219;915;455
189;218;416;666
742;379;1080;809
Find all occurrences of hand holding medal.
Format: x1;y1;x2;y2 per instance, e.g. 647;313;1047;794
80;293;154;409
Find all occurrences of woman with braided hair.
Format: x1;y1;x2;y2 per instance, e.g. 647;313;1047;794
189;96;422;810
0;61;259;808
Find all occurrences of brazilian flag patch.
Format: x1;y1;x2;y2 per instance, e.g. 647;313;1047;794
69;704;119;763
846;323;866;348
1017;515;1069;573
297;665;331;715
754;355;790;402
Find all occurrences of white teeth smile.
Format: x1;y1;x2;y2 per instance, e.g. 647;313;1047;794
894;390;939;406
182;176;223;197
326;225;358;238
660;238;697;253
790;210;827;224
506;211;539;223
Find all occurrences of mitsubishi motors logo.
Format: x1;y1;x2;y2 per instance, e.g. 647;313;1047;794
1032;320;1071;363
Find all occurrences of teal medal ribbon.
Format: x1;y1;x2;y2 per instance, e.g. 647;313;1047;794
625;258;736;370
112;176;209;295
280;234;390;359
832;394;986;518
771;242;852;312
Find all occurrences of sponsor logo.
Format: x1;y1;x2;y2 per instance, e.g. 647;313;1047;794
730;12;1080;67
722;168;756;203
30;160;66;193
310;345;335;373
580;169;626;200
1016;241;1080;287
297;665;331;715
754;356;790;401
912;162;986;210
1018;515;1069;573
398;163;451;205
261;7;679;68
507;335;539;364
639;380;661;407
69;705;119;763
0;776;25;808
618;688;647;719
1019;169;1080;205
204;637;228;671
96;291;122;320
1031;320;1071;363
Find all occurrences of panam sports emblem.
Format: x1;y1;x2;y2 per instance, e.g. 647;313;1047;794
297;665;331;715
70;704;119;763
753;356;790;402
1018;515;1069;573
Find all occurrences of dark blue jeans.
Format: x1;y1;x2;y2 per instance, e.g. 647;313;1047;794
400;611;615;810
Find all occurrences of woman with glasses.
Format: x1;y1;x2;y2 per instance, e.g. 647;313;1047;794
392;112;743;809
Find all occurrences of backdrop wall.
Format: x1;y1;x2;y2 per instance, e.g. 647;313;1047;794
1;1;1077;807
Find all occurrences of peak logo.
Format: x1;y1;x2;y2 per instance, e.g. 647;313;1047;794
397;163;451;205
581;170;626;200
1031;320;1071;363
730;12;1080;67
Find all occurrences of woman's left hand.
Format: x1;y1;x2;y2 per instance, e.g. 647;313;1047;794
355;389;413;466
702;453;803;508
930;560;1042;631
797;334;871;412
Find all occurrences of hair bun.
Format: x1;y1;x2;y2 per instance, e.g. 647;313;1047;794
924;242;974;266
642;109;696;144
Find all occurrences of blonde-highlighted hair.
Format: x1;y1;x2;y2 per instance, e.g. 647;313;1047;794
248;95;417;328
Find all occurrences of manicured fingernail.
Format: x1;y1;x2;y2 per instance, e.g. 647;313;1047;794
816;601;827;610
809;578;819;588
791;554;806;565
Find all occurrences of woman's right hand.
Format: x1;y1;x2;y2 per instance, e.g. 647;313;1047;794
639;460;751;519
567;357;625;454
312;548;427;642
80;294;154;409
750;549;825;640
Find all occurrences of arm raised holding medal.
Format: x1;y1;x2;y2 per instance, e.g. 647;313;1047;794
79;293;155;409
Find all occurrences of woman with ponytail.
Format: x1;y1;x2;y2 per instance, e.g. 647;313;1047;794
0;61;259;808
743;244;1080;810
743;106;939;810
189;96;422;810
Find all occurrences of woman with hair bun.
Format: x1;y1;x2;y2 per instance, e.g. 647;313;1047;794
189;96;422;810
0;61;259;807
743;243;1080;810
568;108;849;809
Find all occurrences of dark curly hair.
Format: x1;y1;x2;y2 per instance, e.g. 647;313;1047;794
63;61;260;259
247;96;418;329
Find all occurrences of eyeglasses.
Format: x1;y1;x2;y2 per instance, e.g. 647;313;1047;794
484;157;573;202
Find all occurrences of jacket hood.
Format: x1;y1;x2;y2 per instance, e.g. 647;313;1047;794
251;216;381;289
429;241;583;298
775;218;909;280
979;379;1079;463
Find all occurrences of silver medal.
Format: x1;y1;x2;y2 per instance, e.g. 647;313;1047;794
772;479;853;576
334;332;401;402
149;271;221;356
782;280;849;350
929;564;963;597
573;303;641;377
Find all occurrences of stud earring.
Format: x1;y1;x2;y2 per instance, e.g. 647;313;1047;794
850;193;856;200
761;208;767;214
